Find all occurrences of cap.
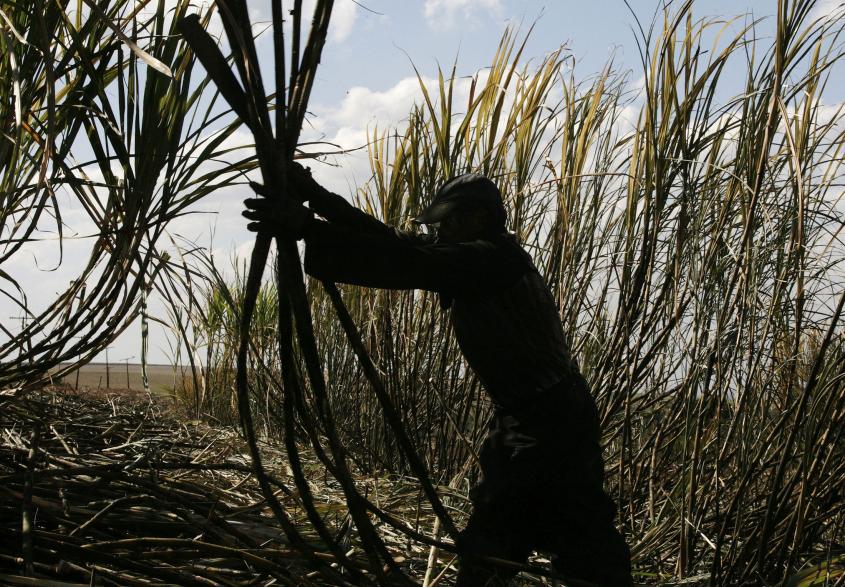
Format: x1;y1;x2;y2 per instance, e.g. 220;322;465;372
413;173;505;225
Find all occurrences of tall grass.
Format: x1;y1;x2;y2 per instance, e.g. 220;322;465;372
163;253;282;425
173;1;845;583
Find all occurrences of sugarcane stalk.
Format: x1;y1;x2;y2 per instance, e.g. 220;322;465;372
21;423;40;576
275;260;371;584
177;12;336;578
272;3;408;580
180;2;406;582
324;283;459;539
182;0;464;581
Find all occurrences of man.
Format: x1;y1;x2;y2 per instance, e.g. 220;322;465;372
243;165;633;586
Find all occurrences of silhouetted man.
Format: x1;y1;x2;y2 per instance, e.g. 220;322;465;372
243;166;633;586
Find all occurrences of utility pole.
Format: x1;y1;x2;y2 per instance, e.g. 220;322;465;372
121;356;134;390
104;346;114;389
68;335;84;389
9;316;32;362
8;316;27;328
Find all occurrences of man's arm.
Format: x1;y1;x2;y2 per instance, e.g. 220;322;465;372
244;175;434;248
242;189;528;294
287;162;430;245
303;218;526;295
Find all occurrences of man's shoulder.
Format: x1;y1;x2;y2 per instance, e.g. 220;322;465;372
444;233;535;292
421;233;524;265
484;233;534;265
426;232;524;251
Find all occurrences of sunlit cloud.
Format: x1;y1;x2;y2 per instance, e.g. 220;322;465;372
423;0;504;28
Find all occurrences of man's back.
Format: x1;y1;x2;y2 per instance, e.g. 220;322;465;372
449;239;580;410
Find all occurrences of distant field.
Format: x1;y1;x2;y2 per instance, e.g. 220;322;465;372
53;363;182;396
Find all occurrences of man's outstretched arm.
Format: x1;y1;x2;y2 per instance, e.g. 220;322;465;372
273;161;432;245
242;186;525;294
303;218;526;296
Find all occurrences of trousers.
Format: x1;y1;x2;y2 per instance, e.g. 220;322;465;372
456;375;632;586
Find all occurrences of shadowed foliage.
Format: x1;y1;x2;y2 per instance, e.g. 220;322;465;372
169;1;845;584
2;0;844;584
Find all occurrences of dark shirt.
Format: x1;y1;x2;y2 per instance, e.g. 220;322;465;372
302;191;580;409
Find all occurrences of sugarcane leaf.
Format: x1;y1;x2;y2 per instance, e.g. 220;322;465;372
80;0;173;77
0;29;22;129
177;14;251;127
0;6;28;44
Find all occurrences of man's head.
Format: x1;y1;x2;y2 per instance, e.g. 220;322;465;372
413;173;506;243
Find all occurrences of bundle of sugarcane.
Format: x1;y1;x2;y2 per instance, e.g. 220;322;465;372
176;3;463;584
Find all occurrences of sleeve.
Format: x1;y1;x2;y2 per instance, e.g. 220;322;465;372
302;219;526;296
308;190;430;244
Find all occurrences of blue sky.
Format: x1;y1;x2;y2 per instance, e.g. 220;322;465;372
307;0;779;103
310;2;755;94
6;0;842;368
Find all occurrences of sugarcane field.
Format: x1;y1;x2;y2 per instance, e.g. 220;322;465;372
2;0;845;585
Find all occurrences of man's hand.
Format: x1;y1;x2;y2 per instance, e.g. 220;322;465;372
242;189;313;240
250;161;327;204
287;160;331;202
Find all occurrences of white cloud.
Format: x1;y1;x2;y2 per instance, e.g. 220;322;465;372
330;0;358;42
294;0;357;43
810;0;844;23
423;0;504;28
816;101;844;127
299;73;485;198
328;77;429;128
299;76;433;194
